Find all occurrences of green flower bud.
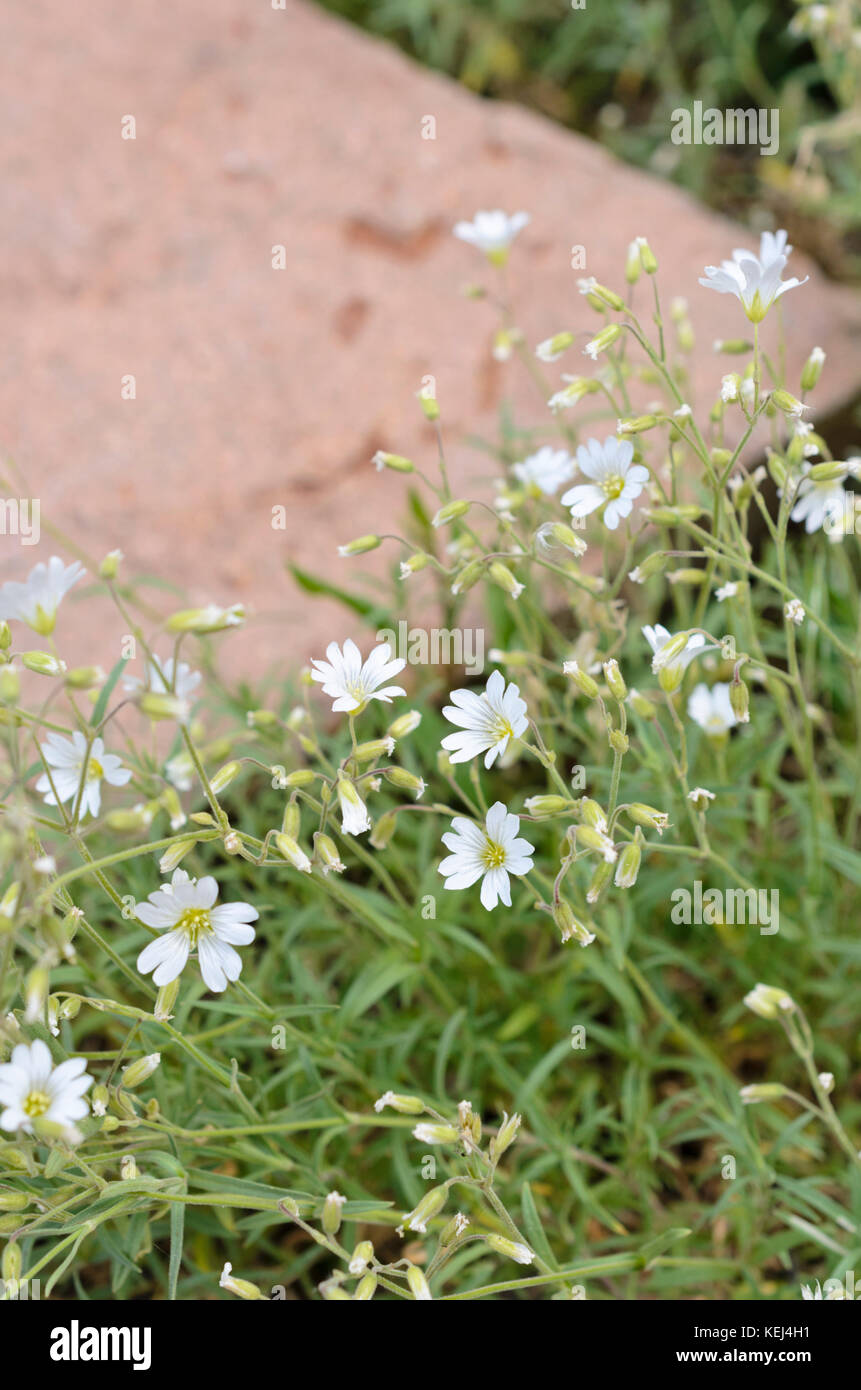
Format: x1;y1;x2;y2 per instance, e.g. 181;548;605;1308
158;837;196;874
406;1266;432;1300
2;1240;22;1281
523;795;574;818
154;978;180;1022
369;810;397;850
383;766;426;799
0;666;20;704
739;1083;787;1104
488;562;524;600
432;499;471;529
121;1053;161;1088
338;534;382;557
166;604;245;634
743;984;795;1020
563;660;599;699
603;659;627;701
354;737;396;764
275;833;312;873
387;710;421;739
614;839;641;889
98;550;123;579
353;1273;377;1300
374;1090;425;1115
800;346;825;392
348;1240;374;1276
21;652;66;678
322;1190;347;1235
489;1110;522;1161
627;803;669;834
313;832;345;874
210;760;241;793
450;559;484;596
404;1185;447;1234
372;451;414;473
486;1234;534;1264
729;678;750;724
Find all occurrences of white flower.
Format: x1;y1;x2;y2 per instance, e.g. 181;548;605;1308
784;599;806;626
512;446;576;496
0;556;85;635
35;732;131;819
136;868;257;994
688;787;716;808
452;210;529;262
699;233;808;322
0;1039;92;1139
337;777;371;836
124;655;201;715
310;639;406;714
687;683;737;735
790;467;847;533
439;801;534;911
561;436;648;531
716;582;738;601
643;624;711;676
441;671;528;769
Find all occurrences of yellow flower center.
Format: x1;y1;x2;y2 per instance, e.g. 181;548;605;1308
88;759;103;779
491;715;514;742
482;840;507;870
23;1089;51;1118
177;908;213;945
602;474;625;500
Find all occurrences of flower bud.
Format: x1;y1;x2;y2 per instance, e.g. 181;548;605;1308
372;451;414;473
608;728;629;755
24;966;49;1023
98;550;123;579
618;414;659;435
21;652;66;677
219;1262;267;1300
0;882;20;930
353;1273;377;1300
562;660;599;699
354;737;395;764
2;1240;22;1282
626;804;669;835
406;1266;432;1300
374;1090;425;1114
713;339;753;355
0;1191;27;1212
412;1123;458;1144
739;1083;787;1104
348;1240;374;1276
404;1185;447;1233
154;978;180;1022
275;833;312;873
576;825;617;862
417;388;440;421
158;837;196;875
635;237;658;274
743;984;794;1019
489;1111;522;1161
313;832;345;874
800;346;825;392
729;678;750;724
523;795;574;818
584;323;622;359
628;689;657;719
818;1072;835;1094
322;1190;347;1235
488;562;524;600
450;559;484;596
210;760;241;793
770;389;806;420
486;1234;534;1264
387;710;422;739
319;1279;351;1301
369;810;397;849
551;897;595;946
603;659;627;701
90;1085;109;1117
166;604;245;633
121;1053;161;1088
0;666;20;704
614;838;641;889
338;534;381;556
432;499;471;529
383;766;426;799
535;331;575;362
625;240;642;284
0;622;11;650
808;460;848;483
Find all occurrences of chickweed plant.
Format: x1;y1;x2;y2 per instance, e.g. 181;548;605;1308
0;217;859;1302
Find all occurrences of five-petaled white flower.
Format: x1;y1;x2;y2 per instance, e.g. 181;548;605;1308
0;1039;92;1140
561;436;649;531
36;732;131;819
452;210;529;264
310;639;406;714
643;624;713;685
441;671;528;769
512;446;576;497
439;801;534;911
136;869;258;994
789;466;848;533
125;655;201;703
0;556;85;635
687;683;737;736
699;230;808;323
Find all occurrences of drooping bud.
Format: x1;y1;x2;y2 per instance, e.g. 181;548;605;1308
432;499;471;529
486;1234;534;1264
626;803;669;835
743;984;795;1019
523;795;574;818
488;562;524;601
121;1053;161;1088
729;678;750;724
383;766;426;799
275;833;312;874
338;534;382;557
404;1185;447;1234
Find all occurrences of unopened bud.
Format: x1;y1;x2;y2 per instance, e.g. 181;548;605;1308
563;660;599;699
210;760;241;793
412;1122;458;1144
275;833;312;873
489;1111;522;1161
523;795;573;818
576;825;617;862
730;678;750;724
220;1262;267;1300
98;550;123;579
614;838;641;889
21;652;66;678
486;1234;534;1264
313;832;345;875
488;562;524;600
743;984;795;1019
800;346;825;392
383;766;425;799
372;451;414;473
627;803;669;835
121;1053;161;1088
635;237;658;274
603;659;627;701
354;737;396;764
154;978;180;1022
24;966;49;1023
740;1083;787;1104
405;1185;447;1234
354;1272;377;1300
322;1190;347;1235
432;499;471;529
158;837;196;875
338;534;381;557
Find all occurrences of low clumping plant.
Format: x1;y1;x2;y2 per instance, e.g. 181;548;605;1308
0;216;859;1301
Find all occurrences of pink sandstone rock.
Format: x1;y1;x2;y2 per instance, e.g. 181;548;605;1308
1;0;859;681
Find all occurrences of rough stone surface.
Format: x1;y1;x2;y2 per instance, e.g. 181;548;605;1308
1;0;859;679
